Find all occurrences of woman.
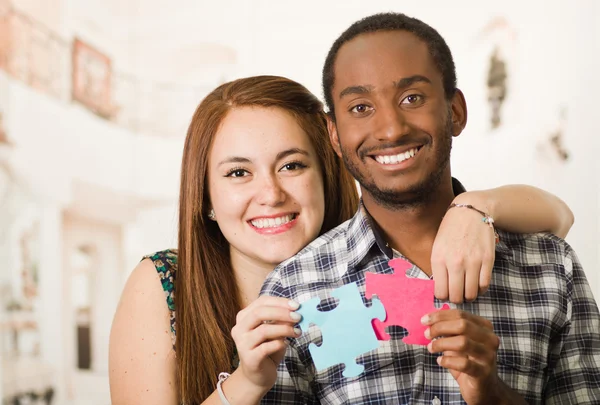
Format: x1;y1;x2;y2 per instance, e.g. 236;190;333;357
108;76;573;405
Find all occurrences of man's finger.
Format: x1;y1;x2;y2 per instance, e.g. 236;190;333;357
423;309;494;331
428;335;489;358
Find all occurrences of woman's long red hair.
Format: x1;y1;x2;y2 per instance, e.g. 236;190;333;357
176;75;359;403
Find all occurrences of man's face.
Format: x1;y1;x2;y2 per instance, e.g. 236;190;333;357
328;30;466;208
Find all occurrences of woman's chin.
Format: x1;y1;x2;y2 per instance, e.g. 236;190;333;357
259;247;307;268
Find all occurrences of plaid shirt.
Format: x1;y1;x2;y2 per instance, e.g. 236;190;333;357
260;186;600;404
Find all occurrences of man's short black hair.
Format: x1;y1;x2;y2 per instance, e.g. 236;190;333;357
322;12;457;119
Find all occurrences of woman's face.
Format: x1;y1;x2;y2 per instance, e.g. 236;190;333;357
208;106;325;268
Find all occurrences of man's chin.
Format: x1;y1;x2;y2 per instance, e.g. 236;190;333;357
362;177;439;208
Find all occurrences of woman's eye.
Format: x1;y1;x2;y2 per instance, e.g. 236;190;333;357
226;169;248;178
281;162;306;171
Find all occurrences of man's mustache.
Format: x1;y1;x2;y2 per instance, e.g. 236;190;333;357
358;138;428;159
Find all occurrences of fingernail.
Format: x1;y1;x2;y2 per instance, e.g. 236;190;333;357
290;312;302;321
421;314;430;325
424;328;431;339
294;327;302;336
427;341;433;352
436;356;442;365
288;300;300;310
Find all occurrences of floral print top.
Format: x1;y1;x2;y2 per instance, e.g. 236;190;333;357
143;249;240;369
143;249;178;347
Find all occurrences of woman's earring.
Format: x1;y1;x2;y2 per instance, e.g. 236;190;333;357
208;209;216;220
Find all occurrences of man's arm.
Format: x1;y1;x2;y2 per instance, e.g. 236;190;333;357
425;309;527;405
543;247;600;404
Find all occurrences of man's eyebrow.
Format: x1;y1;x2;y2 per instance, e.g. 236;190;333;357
394;75;432;89
339;85;374;99
338;76;432;99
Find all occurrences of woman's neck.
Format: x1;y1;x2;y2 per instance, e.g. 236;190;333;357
229;248;276;308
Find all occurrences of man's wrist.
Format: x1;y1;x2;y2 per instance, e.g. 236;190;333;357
487;378;527;405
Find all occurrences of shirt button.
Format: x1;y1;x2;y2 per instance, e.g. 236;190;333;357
432;397;441;405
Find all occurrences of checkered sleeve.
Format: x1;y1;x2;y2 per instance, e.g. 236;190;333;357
260;272;318;405
544;247;600;404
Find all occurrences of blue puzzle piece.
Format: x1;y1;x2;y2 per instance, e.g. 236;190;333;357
297;282;386;378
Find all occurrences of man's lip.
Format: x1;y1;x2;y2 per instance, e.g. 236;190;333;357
367;145;424;157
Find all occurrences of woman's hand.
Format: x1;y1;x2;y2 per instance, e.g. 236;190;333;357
231;296;301;392
431;205;496;303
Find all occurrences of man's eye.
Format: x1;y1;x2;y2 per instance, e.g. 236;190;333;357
350;104;371;114
402;94;423;104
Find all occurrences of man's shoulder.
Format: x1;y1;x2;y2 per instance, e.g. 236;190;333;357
263;219;353;292
496;230;576;268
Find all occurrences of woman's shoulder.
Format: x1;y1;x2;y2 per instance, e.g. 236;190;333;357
142;249;178;310
143;249;178;268
141;250;178;346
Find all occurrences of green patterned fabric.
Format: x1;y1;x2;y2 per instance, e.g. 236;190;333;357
143;249;178;347
143;249;240;369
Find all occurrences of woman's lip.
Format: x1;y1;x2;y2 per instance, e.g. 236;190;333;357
248;215;299;235
247;212;298;222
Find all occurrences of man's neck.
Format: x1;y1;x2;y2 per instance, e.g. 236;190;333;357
361;181;456;276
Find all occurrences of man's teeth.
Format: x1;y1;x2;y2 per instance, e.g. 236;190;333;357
251;214;295;229
375;148;419;164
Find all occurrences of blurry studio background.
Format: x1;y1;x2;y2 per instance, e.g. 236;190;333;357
0;0;598;403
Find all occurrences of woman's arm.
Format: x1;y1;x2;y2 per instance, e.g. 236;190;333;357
109;260;178;405
109;260;297;405
453;185;574;238
432;185;574;303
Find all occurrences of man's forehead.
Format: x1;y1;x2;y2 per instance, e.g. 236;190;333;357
332;31;436;93
337;30;428;61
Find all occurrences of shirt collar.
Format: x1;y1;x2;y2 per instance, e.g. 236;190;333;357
347;177;469;266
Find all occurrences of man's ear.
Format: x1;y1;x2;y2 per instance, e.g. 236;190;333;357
326;113;343;158
450;89;468;137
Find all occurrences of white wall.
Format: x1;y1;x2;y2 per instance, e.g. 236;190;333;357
1;74;181;403
1;1;598;403
230;0;600;296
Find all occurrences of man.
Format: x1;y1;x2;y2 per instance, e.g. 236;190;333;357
261;12;600;404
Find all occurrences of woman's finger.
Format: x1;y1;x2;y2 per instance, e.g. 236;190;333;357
447;258;465;304
242;324;301;350
432;255;449;301
464;257;482;302
237;306;301;330
479;251;494;295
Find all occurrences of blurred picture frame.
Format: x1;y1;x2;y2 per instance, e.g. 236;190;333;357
0;1;10;72
72;37;112;118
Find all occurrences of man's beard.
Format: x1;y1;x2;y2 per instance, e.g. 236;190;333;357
340;115;453;211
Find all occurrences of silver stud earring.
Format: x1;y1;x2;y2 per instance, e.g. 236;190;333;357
208;209;216;220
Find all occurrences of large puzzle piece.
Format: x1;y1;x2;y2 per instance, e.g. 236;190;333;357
365;258;450;345
297;282;385;377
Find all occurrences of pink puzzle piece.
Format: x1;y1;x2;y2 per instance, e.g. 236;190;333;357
365;258;450;345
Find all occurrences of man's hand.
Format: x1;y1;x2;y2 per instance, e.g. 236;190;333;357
422;309;526;405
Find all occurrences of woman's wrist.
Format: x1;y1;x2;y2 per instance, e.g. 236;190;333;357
219;369;270;405
452;190;497;219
